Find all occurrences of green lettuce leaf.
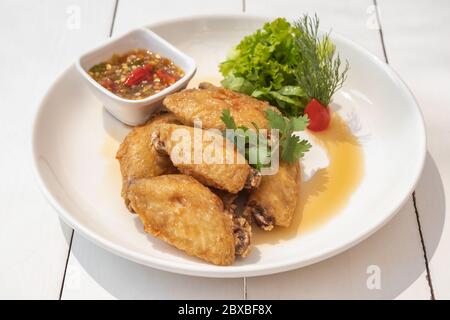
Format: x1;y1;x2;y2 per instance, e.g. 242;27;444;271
220;74;255;95
219;18;306;117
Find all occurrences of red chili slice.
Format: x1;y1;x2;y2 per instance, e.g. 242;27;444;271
156;69;176;85
124;64;154;86
304;98;331;131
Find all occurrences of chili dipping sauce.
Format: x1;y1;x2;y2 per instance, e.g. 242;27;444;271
88;49;184;100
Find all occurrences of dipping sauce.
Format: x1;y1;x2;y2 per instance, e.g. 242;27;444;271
88;49;184;100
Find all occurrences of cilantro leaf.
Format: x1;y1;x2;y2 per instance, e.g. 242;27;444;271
265;109;310;163
220;108;236;129
281;135;312;163
265;109;286;131
287;114;309;132
221;108;311;169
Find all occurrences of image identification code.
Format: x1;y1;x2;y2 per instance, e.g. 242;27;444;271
178;304;273;317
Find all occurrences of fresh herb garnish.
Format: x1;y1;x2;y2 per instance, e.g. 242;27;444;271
293;14;349;106
221;109;271;170
219;14;349;118
221;109;311;169
220;108;237;130
265;109;311;162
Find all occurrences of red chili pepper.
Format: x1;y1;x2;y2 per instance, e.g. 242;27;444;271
124;64;154;86
156;69;176;85
145;73;153;82
304;99;331;131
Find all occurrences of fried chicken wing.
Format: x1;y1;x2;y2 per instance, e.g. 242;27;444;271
210;188;239;210
116;112;179;210
151;123;261;193
244;161;301;230
127;175;251;265
227;204;252;258
163;82;279;130
210;188;252;257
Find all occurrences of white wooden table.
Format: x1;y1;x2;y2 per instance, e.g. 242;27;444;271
1;0;448;300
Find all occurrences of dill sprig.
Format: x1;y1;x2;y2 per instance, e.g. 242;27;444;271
293;14;349;106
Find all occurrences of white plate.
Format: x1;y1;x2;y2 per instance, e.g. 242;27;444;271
32;15;426;278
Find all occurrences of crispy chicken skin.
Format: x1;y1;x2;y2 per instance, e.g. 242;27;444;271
116;112;179;210
126;175;236;265
163;82;279;130
244;161;301;230
151;123;261;193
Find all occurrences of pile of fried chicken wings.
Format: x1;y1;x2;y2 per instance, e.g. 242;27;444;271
116;83;300;265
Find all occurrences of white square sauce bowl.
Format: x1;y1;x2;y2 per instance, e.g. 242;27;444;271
76;27;196;125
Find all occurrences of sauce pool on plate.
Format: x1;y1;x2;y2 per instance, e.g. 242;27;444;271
88;49;184;100
254;112;364;244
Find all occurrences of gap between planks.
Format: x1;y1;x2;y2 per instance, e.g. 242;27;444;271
58;230;74;299
373;0;435;300
58;0;120;300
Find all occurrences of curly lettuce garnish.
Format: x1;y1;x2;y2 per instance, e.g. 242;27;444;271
219;15;348;118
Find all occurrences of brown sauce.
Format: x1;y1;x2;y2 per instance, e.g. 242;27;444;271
254;112;364;244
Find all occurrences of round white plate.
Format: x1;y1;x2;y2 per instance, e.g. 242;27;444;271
32;15;426;277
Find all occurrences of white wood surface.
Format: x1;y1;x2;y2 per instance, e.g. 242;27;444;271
0;0;115;299
245;0;384;60
244;0;431;300
377;0;450;299
62;236;244;300
1;0;447;300
112;0;243;35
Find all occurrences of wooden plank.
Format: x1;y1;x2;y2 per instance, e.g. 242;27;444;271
62;236;243;299
377;0;450;299
244;0;384;59
112;0;244;34
61;0;244;300
245;0;431;299
0;0;115;299
247;200;430;299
